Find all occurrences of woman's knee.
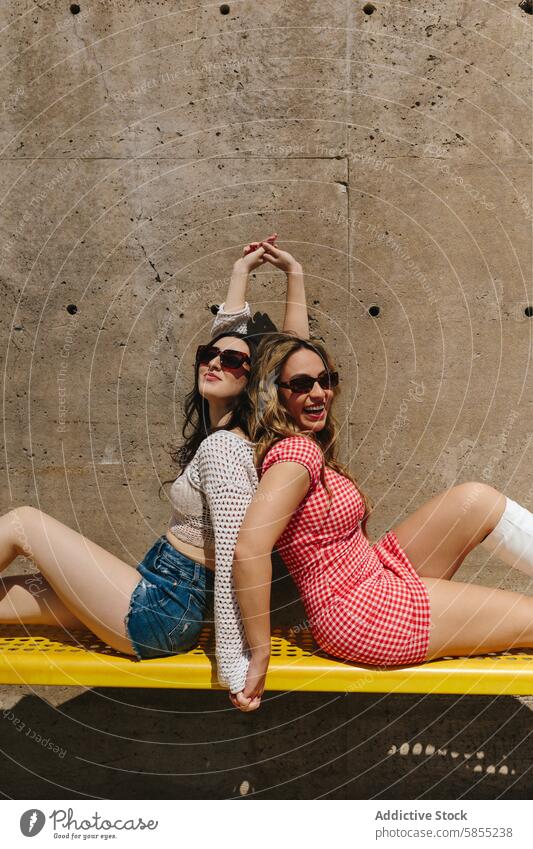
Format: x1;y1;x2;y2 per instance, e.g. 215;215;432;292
452;482;504;530
7;506;41;557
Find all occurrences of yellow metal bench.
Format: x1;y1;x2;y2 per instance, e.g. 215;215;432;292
1;625;532;695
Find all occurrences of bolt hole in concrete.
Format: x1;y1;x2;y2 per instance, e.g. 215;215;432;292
210;304;220;315
70;3;81;13
363;2;376;14
368;305;380;317
66;304;78;315
525;305;533;317
219;3;230;14
519;0;532;14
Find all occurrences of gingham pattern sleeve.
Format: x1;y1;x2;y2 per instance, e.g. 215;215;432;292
261;436;324;490
211;301;251;336
197;431;255;693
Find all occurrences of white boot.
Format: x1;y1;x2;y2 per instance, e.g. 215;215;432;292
479;495;533;577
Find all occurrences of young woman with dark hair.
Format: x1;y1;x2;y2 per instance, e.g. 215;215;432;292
0;237;309;696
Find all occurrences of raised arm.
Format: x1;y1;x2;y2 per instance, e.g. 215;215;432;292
210;241;268;335
282;264;308;339
231;461;310;710
259;240;309;339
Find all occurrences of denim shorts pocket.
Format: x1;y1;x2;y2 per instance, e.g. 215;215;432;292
153;548;199;586
168;601;204;653
156;571;208;615
151;589;205;653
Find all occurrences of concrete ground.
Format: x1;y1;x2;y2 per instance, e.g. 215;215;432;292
1;684;532;800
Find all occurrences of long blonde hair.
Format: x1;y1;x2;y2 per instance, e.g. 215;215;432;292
246;332;373;538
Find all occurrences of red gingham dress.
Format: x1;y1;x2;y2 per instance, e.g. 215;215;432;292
261;436;432;666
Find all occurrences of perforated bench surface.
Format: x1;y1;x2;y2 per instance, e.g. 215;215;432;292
0;625;532;694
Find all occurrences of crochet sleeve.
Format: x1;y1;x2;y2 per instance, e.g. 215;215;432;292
261;436;323;490
197;432;256;694
210;301;251;336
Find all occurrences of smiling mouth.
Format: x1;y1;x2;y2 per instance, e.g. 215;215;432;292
303;404;325;415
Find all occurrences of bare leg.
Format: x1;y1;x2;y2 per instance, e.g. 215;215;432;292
390;482;533;658
0;574;87;628
0;506;140;655
392;481;506;580
421;576;533;660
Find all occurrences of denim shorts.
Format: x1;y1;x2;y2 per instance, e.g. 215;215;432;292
124;535;215;661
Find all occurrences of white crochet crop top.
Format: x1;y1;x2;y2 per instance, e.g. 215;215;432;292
167;299;251;547
166;301;257;693
168;459;214;549
167;431;257;549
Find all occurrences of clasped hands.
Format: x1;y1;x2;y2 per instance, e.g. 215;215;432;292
228;650;270;712
235;233;302;275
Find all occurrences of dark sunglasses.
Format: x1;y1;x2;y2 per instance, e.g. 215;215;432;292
276;370;339;394
196;344;251;370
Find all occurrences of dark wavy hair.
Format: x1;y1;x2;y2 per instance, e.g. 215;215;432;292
159;329;258;498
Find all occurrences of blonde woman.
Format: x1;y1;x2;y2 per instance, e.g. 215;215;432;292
230;333;533;711
0;239;308;698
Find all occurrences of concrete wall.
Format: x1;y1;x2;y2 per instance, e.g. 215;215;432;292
0;0;531;798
